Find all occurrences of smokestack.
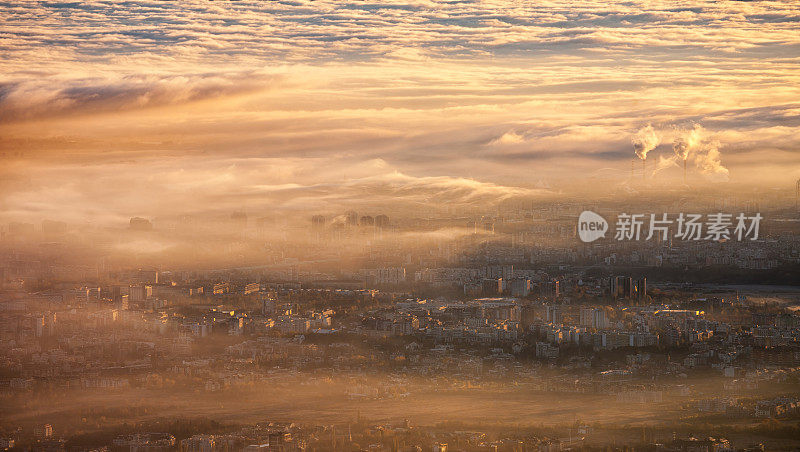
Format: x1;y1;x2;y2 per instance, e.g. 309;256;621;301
683;158;687;184
673;123;703;184
632;123;659;182
796;179;800;213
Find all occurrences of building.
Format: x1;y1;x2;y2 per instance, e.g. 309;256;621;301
34;424;53;439
129;285;152;303
508;278;531;297
481;278;503;296
376;267;406;285
536;342;559;359
580;307;608;329
540;280;560;299
545;305;562;324
213;283;230;295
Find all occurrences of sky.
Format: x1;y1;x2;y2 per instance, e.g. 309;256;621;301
1;0;799;224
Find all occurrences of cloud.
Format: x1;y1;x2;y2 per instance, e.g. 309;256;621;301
0;157;549;225
489;131;526;146
0;0;798;204
0;71;282;122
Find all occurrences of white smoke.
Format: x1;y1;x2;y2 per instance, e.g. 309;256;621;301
651;154;680;177
672;123;703;161
673;123;729;181
632;123;660;160
639;122;730;182
694;140;729;181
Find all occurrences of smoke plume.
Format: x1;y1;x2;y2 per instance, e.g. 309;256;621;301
694;140;729;181
672;123;703;161
632;123;660;160
651;154;679;177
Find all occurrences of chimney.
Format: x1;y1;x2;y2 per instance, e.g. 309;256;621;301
683;159;687;184
642;158;646;180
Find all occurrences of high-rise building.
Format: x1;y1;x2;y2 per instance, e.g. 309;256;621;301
129;285;151;302
546;305;562;324
610;276;633;299
34;424;53;439
376;267;406;285
635;277;647;300
509;278;531;297
540;280;560;299
311;215;326;229
485;265;514;280
580;307;609;329
610;276;646;300
375;214;390;228
481;278;502;296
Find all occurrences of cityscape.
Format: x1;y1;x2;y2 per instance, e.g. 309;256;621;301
2;185;799;451
2;1;800;451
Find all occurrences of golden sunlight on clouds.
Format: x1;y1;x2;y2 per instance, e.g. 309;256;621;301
1;0;799;223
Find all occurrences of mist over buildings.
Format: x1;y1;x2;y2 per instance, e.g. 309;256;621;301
2;1;800;451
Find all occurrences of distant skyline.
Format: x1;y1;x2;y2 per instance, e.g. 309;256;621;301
1;0;799;224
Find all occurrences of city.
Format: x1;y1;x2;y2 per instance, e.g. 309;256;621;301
2;0;800;450
1;184;799;451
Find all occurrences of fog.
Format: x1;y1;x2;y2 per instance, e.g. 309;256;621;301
2;1;800;450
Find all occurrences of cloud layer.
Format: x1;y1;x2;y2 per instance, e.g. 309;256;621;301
1;0;799;223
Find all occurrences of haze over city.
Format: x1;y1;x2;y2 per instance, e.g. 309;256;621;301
1;1;800;452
